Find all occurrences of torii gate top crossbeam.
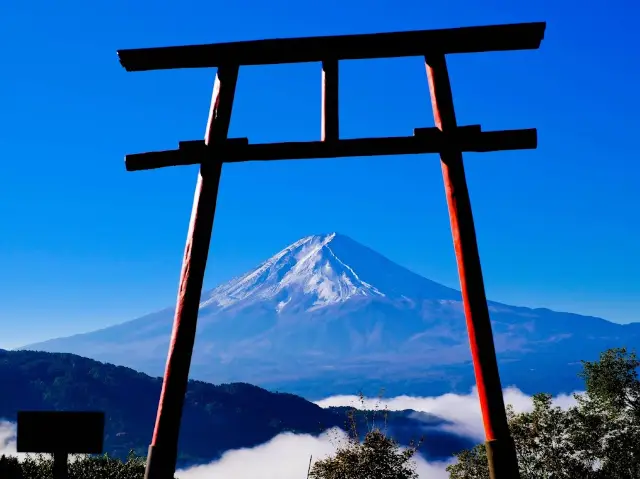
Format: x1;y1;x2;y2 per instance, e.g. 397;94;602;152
119;21;545;173
118;21;545;71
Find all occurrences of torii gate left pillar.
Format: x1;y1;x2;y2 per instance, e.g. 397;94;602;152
118;21;545;479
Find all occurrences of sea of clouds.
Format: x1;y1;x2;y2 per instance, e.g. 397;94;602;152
0;387;581;479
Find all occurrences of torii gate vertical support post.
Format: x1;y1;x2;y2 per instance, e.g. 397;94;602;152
144;66;240;479
426;54;520;477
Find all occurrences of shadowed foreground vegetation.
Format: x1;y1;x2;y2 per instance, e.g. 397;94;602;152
2;347;639;478
449;347;640;478
0;452;172;479
308;399;422;479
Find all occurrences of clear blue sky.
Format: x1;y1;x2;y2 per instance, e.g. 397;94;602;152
0;0;638;349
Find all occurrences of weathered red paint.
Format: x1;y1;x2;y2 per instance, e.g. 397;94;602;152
425;53;519;478
145;65;240;479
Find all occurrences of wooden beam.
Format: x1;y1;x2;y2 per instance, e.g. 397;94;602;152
124;127;537;171
425;53;520;478
124;138;249;171
117;22;546;72
144;66;240;479
414;124;481;138
321;59;339;141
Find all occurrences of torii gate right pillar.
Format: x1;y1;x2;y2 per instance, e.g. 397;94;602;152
426;54;520;478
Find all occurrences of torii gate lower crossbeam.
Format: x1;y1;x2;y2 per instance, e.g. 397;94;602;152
119;21;546;479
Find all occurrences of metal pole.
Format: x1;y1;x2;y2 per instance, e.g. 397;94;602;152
424;54;520;479
144;65;240;479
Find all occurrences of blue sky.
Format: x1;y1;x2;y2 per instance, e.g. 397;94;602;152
0;0;638;348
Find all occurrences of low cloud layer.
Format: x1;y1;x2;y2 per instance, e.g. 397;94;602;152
315;386;581;442
176;429;455;479
177;386;579;478
0;421;453;479
1;387;581;478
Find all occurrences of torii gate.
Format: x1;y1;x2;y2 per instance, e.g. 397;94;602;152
118;21;546;479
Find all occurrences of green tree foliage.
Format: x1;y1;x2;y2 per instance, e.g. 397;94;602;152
0;451;172;479
446;444;487;479
447;347;640;478
309;394;421;479
309;429;419;479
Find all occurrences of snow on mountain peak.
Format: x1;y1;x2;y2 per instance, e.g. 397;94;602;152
201;233;386;312
200;233;460;313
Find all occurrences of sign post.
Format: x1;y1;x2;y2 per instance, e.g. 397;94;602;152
17;411;105;479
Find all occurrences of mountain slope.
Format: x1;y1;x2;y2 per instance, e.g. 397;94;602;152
22;233;640;398
0;349;471;465
202;232;461;311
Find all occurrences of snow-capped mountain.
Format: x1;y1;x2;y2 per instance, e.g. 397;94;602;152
201;232;459;312
21;233;640;399
204;233;387;311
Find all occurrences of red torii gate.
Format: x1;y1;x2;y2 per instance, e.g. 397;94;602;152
118;21;546;479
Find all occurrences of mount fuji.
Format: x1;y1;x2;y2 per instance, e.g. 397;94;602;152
22;233;640;399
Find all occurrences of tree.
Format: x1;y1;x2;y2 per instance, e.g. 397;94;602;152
447;347;640;479
445;444;488;479
0;455;23;479
574;348;640;477
309;397;421;479
309;429;419;479
0;451;175;479
309;428;419;479
507;395;595;478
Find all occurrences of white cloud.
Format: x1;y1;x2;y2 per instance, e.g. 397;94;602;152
0;387;582;478
0;421;27;461
314;386;582;442
1;421;17;455
178;387;580;479
0;419;453;478
177;428;455;479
